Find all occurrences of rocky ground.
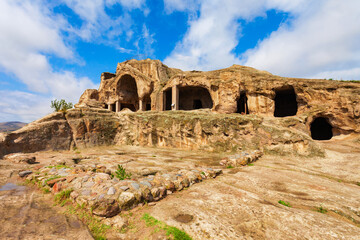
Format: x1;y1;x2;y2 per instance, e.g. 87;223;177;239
0;136;359;240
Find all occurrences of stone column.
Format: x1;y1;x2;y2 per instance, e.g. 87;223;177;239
115;101;121;112
108;104;112;111
138;99;144;111
172;85;179;110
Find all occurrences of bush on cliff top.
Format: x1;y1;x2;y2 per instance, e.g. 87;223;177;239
51;99;73;112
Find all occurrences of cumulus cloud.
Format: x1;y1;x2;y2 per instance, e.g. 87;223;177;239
244;0;360;79
0;0;96;122
0;91;52;123
63;0;147;42
163;0;201;14
164;0;360;80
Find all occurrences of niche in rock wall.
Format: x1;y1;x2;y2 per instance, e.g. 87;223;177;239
310;117;333;140
117;74;139;111
163;88;172;111
120;103;136;112
274;86;298;117
237;91;249;114
110;103;116;112
143;95;151;111
179;86;213;110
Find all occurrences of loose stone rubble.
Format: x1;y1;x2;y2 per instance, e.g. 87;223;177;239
220;150;263;167
24;164;222;218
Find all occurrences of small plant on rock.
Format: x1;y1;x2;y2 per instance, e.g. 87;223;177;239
316;205;328;214
54;189;73;206
115;164;132;180
226;165;234;169
278;200;291;207
51;99;73;113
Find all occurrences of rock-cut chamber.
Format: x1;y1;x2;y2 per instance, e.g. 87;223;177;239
179;86;213;110
117;74;138;111
310;117;333;140
274;86;298;117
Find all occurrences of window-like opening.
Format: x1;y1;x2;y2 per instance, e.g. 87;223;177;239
237;92;249;114
310;117;333;140
193;99;202;109
274;86;298;117
120;103;136;112
146;103;151;111
164;89;172;111
117;74;139;111
104;104;108;109
179;86;213;110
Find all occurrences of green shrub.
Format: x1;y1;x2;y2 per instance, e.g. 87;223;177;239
278;200;291;207
115;165;132;180
51;99;73;112
315;205;328;214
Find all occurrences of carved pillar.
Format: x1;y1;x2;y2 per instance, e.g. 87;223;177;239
116;101;121;112
172;85;179;110
108;104;112;111
139;99;144;111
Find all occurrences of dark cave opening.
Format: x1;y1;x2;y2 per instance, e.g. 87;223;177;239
274;86;298;117
236;92;249;114
310;117;333;140
164;88;172;111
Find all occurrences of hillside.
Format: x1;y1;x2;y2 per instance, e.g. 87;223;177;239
0;122;27;133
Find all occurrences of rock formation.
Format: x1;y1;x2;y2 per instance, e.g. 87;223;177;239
1;59;360;158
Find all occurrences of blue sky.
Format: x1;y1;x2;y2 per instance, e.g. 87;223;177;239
0;0;360;122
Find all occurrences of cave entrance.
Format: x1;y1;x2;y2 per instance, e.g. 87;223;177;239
274;86;298;117
179;86;213;110
120;103;136;112
310;117;333;140
237;91;249;114
163;88;172;111
117;74;139;111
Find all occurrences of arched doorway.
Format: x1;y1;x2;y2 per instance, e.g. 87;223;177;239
274;86;298;117
310;117;333;140
179;86;213;110
117;74;138;111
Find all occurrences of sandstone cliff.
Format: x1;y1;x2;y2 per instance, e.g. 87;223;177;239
78;59;360;136
0;107;324;158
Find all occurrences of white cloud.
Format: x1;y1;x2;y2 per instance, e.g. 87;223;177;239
164;0;360;80
163;0;201;14
245;0;360;79
164;0;267;70
0;91;52;123
63;0;146;41
0;0;96;122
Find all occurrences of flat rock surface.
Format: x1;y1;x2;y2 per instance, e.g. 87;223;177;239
0;161;93;240
0;135;359;239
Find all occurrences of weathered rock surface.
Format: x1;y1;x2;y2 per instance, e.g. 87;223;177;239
80;59;360;135
0;108;325;158
1;59;359;158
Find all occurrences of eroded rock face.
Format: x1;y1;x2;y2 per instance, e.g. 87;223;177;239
0;108;325;158
78;59;360;136
1;59;359;157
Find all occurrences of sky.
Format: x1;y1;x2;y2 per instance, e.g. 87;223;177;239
0;0;360;123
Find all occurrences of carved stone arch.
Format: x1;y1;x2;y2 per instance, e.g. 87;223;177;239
116;74;139;111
